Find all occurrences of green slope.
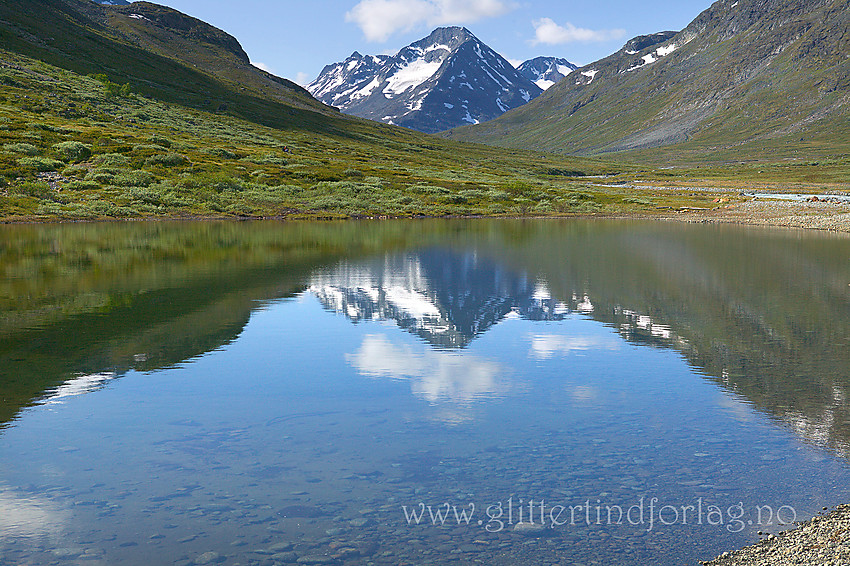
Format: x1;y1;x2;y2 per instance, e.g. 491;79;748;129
444;0;850;163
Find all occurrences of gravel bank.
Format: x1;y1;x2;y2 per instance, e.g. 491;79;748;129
701;504;850;566
663;199;850;233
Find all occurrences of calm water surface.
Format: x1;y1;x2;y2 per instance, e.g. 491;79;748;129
1;219;849;565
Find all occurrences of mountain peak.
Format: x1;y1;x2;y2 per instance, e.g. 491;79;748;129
423;26;475;41
517;57;578;90
307;27;541;133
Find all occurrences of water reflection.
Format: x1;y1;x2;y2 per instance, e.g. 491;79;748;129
348;333;505;414
0;487;68;540
40;372;118;405
308;250;571;349
1;219;850;565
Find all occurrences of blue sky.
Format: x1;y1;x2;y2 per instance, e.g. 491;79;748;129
149;0;714;85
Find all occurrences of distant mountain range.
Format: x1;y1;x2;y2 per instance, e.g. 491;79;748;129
446;0;850;160
307;27;576;133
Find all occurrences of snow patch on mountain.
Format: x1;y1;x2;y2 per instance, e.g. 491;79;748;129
625;42;679;72
580;69;599;84
384;59;444;95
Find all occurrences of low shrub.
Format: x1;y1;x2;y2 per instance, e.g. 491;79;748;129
62;165;89;178
10;181;51;198
52;141;91;163
208;148;237;159
409;184;450;195
144;153;187;167
16;157;64;171
114;170;156;187
93;153;130;167
241;153;287;166
65;180;101;191
132;144;169;157
147;135;172;148
85;169;116;183
3;142;40;156
63;181;101;191
180;174;243;192
127;186;164;205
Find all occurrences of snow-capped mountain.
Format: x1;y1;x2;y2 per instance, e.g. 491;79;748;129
92;0;131;5
307;27;542;133
516;57;577;90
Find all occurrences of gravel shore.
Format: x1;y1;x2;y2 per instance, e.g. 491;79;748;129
700;504;850;566
662;198;850;233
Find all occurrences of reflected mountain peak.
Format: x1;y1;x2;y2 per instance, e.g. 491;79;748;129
308;250;573;349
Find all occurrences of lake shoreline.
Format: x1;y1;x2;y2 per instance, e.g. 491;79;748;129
3;197;850;233
700;504;850;565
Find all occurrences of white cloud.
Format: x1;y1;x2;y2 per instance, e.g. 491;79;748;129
530;18;625;46
251;61;274;73
506;57;524;68
346;0;513;42
295;72;311;86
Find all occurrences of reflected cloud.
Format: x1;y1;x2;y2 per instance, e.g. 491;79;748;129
530;334;621;359
716;392;756;422
0;485;69;540
786;405;850;458
347;334;505;405
570;385;600;403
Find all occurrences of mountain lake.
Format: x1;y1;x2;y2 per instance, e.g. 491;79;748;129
1;218;849;566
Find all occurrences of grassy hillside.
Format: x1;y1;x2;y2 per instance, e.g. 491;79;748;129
445;0;850;165
1;45;666;221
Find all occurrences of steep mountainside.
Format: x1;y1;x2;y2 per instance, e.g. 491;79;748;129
307;27;542;133
0;0;333;125
517;57;578;90
445;0;850;161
